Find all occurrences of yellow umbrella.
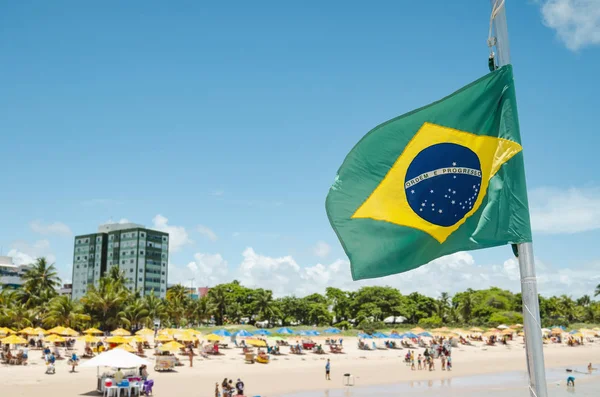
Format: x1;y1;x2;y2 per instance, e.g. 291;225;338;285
131;335;147;343
501;329;514;335
205;334;223;342
510;324;523;329
451;328;465;335
246;339;267;347
80;334;100;343
111;328;131;336
19;327;35;335
483;331;498;337
60;327;79;337
1;334;27;344
0;327;16;335
159;341;185;351
551;328;564;335
115;344;136;352
432;327;449;332
47;326;66;335
33;327;47;335
571;333;583;338
45;334;66;343
107;336;129;344
83;328;103;335
155;334;173;342
410;327;426;334
469;327;483;333
135;328;154;336
175;333;196;342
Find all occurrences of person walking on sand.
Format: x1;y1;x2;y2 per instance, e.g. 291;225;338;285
188;347;193;367
215;382;221;397
411;355;416;371
418;354;422;370
326;359;331;380
441;353;446;371
446;355;452;371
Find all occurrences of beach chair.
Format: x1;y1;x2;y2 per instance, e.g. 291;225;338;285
142;380;154;396
245;352;255;364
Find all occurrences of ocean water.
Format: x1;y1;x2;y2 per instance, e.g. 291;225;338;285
278;366;600;397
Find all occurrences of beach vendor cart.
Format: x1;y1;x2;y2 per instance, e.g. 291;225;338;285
79;348;149;394
154;355;176;371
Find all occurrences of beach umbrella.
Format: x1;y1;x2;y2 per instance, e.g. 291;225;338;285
155;334;173;342
46;326;66;335
402;332;419;339
60;327;79;337
418;332;433;338
387;333;402;339
206;334;223;342
411;327;426;334
483;331;498;337
254;329;272;336
432;327;449;332
501;329;514;335
174;333;196;342
469;327;483;333
111;328;131;336
159;341;185;352
1;334;27;344
569;330;579;334
45;334;66;343
116;344;136;353
135;328;154;336
246;339;267;347
19;327;35;335
571;333;583;338
276;327;294;334
358;333;373;339
131;335;147;343
80;334;100;343
212;329;232;337
372;332;388;338
0;327;15;335
107;336;129;344
324;327;341;334
510;324;523;329
33;327;47;334
83;328;103;335
185;329;202;336
496;324;509;330
80;348;149;369
451;328;465;335
550;328;564;335
295;330;308;336
234;330;254;337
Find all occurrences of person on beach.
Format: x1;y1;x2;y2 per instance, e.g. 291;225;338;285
567;376;575;387
441;353;446;371
215;382;221;397
418;354;423;370
189;348;193;367
235;378;244;395
411;356;415;371
326;359;331;380
447;355;452;371
139;364;148;380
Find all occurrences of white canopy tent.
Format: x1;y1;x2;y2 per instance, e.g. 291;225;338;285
80;348;150;369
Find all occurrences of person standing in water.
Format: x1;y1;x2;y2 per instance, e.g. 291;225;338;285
325;359;331;380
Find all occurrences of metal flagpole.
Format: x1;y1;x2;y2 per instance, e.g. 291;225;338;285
489;1;548;397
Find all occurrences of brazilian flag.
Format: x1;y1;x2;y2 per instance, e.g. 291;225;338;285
326;65;532;281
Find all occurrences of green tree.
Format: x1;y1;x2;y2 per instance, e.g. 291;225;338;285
21;257;61;306
44;295;90;329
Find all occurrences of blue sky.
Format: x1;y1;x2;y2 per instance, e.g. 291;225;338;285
1;0;599;298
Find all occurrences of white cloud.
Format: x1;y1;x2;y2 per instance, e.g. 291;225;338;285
167;248;600;298
211;190;225;197
7;239;56;266
152;214;192;253
30;221;72;237
197;225;218;242
312;241;331;258
232;232;241;238
529;186;600;234
540;0;600;51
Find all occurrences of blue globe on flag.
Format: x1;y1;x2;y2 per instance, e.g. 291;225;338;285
404;143;482;227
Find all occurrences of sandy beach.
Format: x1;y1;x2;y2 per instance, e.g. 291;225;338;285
2;336;600;397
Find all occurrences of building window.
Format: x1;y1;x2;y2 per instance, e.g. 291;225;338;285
122;260;126;265
130;250;134;255
139;278;142;282
84;256;87;260
130;269;133;273
76;265;79;269
141;232;145;237
130;259;134;264
140;251;144;255
161;280;165;284
161;289;165;292
163;237;167;242
77;256;80;260
161;271;165;275
85;239;89;243
77;239;81;244
162;262;166;267
139;269;143;273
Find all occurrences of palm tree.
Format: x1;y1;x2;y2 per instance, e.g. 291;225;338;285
459;293;476;323
43;295;91;329
81;277;129;330
166;284;189;303
166;297;186;327
253;289;276;323
436;292;450;321
21;257;61;305
190;296;215;326
208;286;229;325
119;299;150;329
595;284;600;297
578;295;592;307
143;292;167;327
